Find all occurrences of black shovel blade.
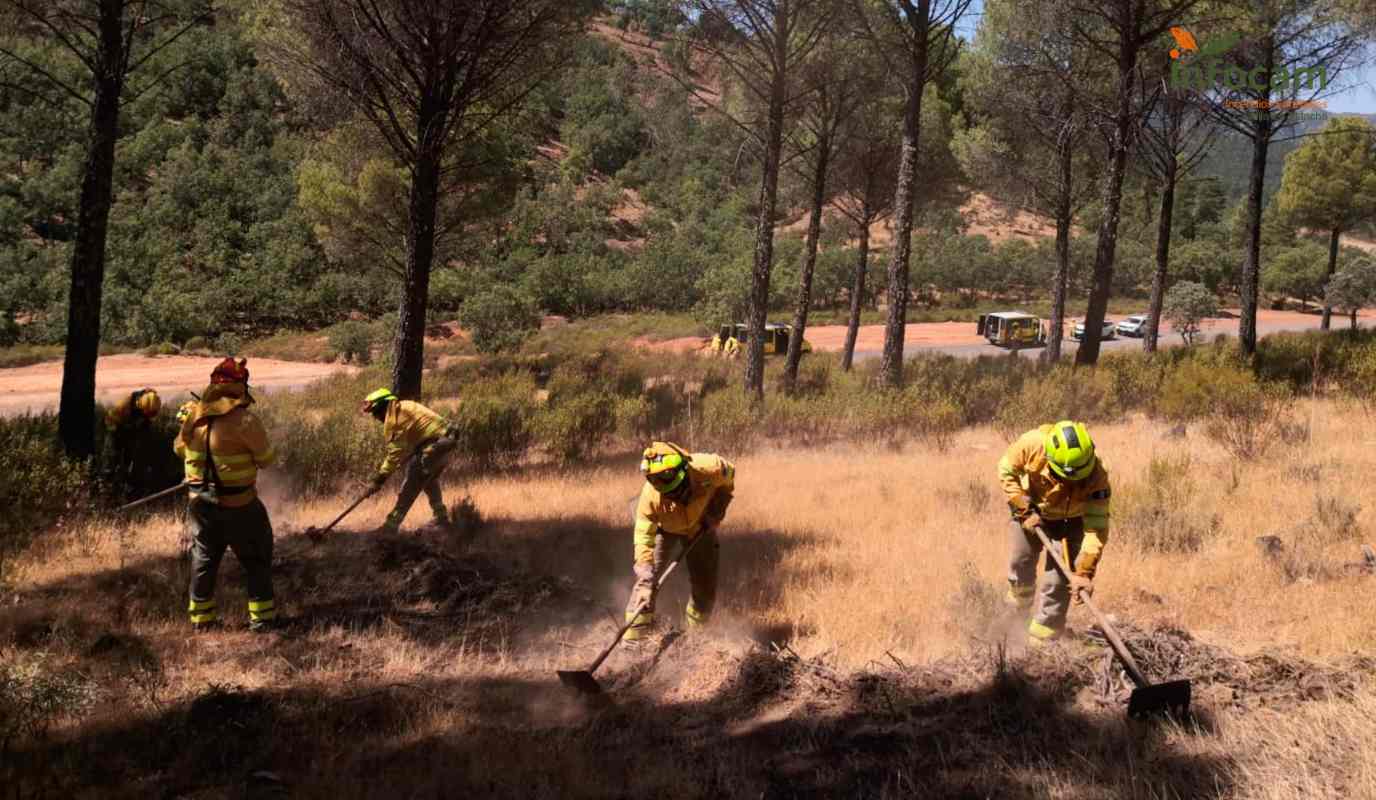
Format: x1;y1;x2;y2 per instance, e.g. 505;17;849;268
1128;679;1191;720
557;670;603;696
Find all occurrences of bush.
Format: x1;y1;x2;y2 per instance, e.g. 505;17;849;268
1162;281;1220;346
1155;360;1256;422
0;415;93;583
141;341;179;356
1117;454;1218;553
698;388;759;449
327;321;376;365
1202;381;1293;460
183;336;210;353
459;286;540;355
533;390;617;463
216;332;244;356
447;373;537;469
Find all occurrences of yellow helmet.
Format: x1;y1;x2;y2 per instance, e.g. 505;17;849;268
1043;420;1096;481
134;389;161;418
640;441;690;493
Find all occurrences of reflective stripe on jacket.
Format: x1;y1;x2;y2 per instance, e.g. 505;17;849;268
634;453;735;565
378;400;449;478
174;383;275;508
998;425;1111;570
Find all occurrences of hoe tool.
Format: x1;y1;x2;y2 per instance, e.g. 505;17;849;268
1033;525;1191;719
558;531;706;696
117;481;189;512
305;488;375;543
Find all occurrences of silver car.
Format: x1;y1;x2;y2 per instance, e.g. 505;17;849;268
1071;319;1116;341
1116;314;1149;337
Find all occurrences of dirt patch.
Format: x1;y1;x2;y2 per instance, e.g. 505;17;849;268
805;321;986;352
630;335;708;354
0;353;356;416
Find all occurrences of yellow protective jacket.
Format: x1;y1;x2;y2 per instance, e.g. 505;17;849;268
998;425;1111;576
174;383;275;508
377;400;449;478
105;389;155;430
634;453;735;566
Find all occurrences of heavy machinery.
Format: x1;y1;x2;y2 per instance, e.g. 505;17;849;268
709;323;812;356
977;312;1047;349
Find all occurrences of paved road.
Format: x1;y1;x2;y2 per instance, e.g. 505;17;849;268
846;311;1364;362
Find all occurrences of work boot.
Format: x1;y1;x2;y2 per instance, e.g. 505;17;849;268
622;611;656;644
683;601;710;634
430;504;451;529
1027;620;1062;648
374;511;403;536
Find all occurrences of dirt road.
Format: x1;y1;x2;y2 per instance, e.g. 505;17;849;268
0;354;355;416
811;308;1367;362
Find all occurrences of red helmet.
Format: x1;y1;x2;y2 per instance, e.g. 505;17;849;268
210;357;249;384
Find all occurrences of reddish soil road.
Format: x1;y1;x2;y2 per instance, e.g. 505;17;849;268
809;308;1369;361
0;354;355;417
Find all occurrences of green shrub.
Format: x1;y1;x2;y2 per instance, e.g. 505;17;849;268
0;415;93;582
993;367;1122;440
698;388;759;449
327;321;376;365
141;341;179;357
183;336;210;353
0;654;97;754
533;390;617;463
448;373;537;469
0;345;65;369
216;332;244;356
459;285;540;355
1155;360;1254;422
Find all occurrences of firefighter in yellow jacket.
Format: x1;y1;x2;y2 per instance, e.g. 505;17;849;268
998;420;1111;644
623;442;735;641
361;388;459;534
104;388;162;501
174;359;278;631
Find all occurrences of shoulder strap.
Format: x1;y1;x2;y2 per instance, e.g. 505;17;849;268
204;416;223;491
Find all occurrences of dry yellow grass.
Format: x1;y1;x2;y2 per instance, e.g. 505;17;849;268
4;400;1376;798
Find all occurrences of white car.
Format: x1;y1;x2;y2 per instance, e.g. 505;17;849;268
1071;319;1116;341
1116;314;1149;338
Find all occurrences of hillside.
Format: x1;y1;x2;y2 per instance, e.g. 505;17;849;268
7;409;1376;797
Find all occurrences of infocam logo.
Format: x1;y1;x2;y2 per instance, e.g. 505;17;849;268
1167;26;1329;94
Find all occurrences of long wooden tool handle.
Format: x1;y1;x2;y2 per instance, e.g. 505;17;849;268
1032;525;1150;689
587;531;707;675
117;481;188;512
321;491;372;534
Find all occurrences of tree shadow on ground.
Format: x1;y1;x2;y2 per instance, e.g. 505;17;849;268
3;510;836;672
11;644;1236;800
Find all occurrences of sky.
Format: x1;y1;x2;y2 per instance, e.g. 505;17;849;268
953;0;1376;115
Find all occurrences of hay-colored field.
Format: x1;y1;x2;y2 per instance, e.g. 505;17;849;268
5;401;1376;798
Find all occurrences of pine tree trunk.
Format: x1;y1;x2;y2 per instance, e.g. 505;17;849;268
1076;41;1137;367
1321;226;1340;330
1048;135;1073;363
784;135;829;391
392;142;442;399
1145;163;1177;353
744;41;787;402
842;209;870;372
1239;41;1274;356
58;0;127;459
879;57;927;388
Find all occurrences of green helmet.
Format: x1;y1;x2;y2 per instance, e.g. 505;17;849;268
1043;420;1096;481
640;441;689;494
363;387;397;413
